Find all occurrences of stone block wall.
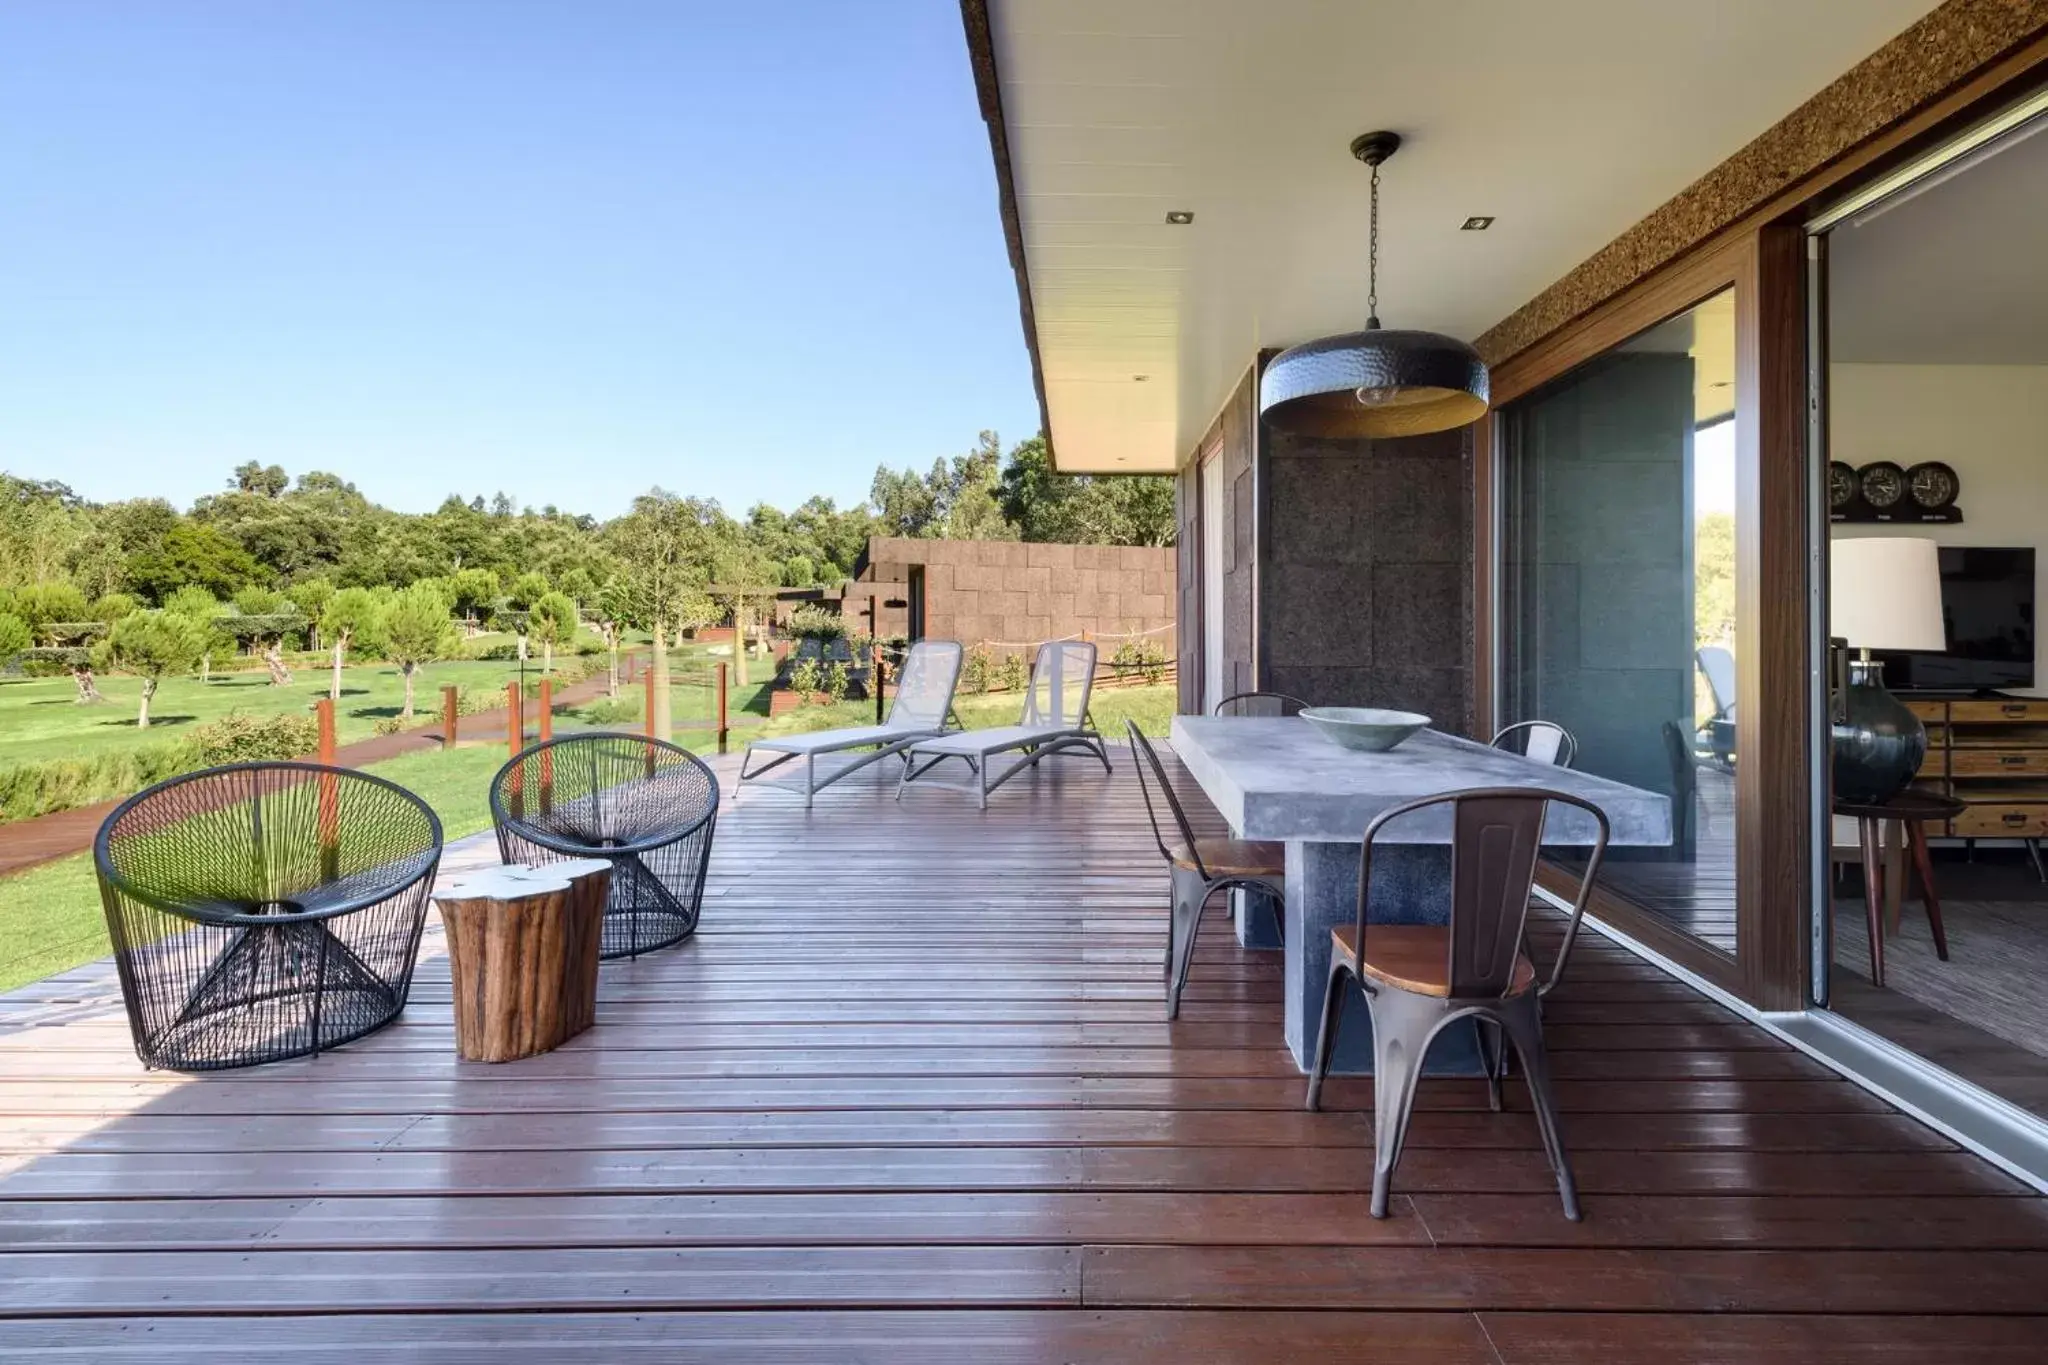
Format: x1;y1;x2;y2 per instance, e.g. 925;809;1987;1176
858;537;1176;656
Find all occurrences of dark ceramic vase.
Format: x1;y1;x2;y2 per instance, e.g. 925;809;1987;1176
1830;658;1926;805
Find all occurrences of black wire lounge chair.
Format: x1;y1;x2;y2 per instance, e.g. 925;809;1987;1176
94;761;443;1071
490;732;719;959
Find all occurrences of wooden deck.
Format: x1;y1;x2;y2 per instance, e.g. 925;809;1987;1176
3;745;2047;1361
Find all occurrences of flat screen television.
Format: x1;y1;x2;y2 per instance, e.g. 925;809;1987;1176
1871;546;2036;692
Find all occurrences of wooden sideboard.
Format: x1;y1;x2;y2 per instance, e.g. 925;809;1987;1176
1907;697;2048;870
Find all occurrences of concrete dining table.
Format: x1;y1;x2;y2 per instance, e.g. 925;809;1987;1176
1168;715;1674;1074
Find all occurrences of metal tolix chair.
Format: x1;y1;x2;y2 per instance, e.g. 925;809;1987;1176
1212;690;1311;718
1126;720;1286;1019
1491;719;1578;768
1304;786;1610;1221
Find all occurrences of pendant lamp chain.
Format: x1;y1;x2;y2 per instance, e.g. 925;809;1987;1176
1366;159;1381;330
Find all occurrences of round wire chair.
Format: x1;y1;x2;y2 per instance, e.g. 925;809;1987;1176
93;762;443;1071
489;732;719;959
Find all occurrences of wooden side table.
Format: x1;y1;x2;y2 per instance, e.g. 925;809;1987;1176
1833;791;1963;987
434;859;612;1063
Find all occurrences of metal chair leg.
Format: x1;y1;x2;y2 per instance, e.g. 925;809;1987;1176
1303;958;1349;1113
1165;868;1209;1021
1365;990;1434;1219
1498;995;1580;1221
1480;1018;1506;1113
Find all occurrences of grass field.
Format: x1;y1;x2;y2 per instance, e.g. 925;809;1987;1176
0;654;590;765
0;676;1177;993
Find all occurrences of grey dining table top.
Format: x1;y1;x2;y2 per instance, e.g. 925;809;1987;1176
1167;715;1674;846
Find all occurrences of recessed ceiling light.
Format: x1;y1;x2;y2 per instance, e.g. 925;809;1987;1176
1165;210;1194;225
1132;374;1149;383
1461;216;1495;231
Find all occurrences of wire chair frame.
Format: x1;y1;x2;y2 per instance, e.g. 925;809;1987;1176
1212;691;1311;718
490;732;719;959
93;761;443;1071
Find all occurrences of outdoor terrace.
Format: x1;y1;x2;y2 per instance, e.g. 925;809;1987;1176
1;748;2046;1361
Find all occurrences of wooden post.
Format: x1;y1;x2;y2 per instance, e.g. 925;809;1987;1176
314;698;338;881
433;861;611;1063
442;684;460;747
538;678;554;814
506;679;524;758
644;663;656;738
874;648;886;726
716;661;729;754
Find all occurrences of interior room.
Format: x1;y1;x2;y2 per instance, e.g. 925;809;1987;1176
1822;112;2048;1117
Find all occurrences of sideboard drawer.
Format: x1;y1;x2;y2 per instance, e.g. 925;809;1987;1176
1950;699;2048;724
1951;804;2048;838
1952;750;2048;778
1906;699;1950;724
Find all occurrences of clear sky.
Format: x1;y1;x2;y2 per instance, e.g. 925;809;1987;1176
0;1;1040;518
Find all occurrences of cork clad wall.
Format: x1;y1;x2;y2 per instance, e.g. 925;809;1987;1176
859;538;1176;655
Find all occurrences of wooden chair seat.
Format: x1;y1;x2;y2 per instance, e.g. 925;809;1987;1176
1170;838;1284;878
1330;923;1536;998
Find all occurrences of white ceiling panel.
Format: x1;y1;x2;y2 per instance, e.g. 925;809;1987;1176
984;0;1941;472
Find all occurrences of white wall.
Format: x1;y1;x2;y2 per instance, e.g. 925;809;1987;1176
1830;364;2048;696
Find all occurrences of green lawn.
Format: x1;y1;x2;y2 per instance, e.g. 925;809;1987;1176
0;655;591;766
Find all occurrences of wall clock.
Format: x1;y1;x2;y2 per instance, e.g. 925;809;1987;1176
1858;461;1908;512
1827;461;1858;514
1907;460;1959;511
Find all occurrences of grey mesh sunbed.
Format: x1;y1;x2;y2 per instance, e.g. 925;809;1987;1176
896;640;1111;810
738;639;964;808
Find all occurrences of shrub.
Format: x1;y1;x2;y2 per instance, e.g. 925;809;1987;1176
785;605;848;642
191;710;322;766
1113;637;1168;685
576;696;641;726
0;742;201;824
824;661;849;704
960;647;992;695
995;650;1028;693
788;656;822;701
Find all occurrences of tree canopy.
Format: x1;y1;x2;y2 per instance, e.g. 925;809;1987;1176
1;432;1173;620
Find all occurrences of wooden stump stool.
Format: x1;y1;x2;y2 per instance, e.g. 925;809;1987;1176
433;859;611;1063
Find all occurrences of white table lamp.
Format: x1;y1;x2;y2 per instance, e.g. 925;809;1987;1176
1828;536;1944;803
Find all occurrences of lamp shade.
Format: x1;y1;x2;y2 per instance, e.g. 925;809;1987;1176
1259;330;1490;439
1829;536;1944;652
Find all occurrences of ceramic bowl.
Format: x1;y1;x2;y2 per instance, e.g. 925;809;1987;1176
1298;707;1431;753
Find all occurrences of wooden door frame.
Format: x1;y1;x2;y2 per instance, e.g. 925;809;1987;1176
1475;230;1808;1007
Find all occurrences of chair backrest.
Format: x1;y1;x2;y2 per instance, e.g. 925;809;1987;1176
1661;719;1698;847
1355;786;1610;999
1213;691;1310;718
1022;639;1097;729
1125;719;1205;873
1696;646;1737;719
885;639;964;731
490;732;718;853
1492;720;1577;768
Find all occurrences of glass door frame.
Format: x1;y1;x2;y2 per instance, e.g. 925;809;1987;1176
1476;228;1812;1010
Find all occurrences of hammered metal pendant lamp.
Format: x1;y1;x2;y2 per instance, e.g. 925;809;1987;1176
1260;132;1490;439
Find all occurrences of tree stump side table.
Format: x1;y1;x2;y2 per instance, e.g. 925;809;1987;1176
433;859;611;1063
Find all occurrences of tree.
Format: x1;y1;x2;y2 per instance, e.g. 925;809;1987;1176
381;583;456;721
96;610;206;727
14;581;89;639
123;522;259;601
162;584;231;681
0;612;29;662
528;591;580;676
607;489;712;741
450;567;501;628
321;587;385;701
287;576;335;648
594;577;632;696
510;572;552;608
997;434;1175;546
229;461;290;497
89;592;140;625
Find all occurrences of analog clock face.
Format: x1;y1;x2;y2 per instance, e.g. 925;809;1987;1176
1827;462;1858;511
1859;461;1907;510
1907;461;1959;510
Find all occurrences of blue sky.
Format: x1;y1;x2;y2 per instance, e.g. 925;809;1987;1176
0;1;1040;518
